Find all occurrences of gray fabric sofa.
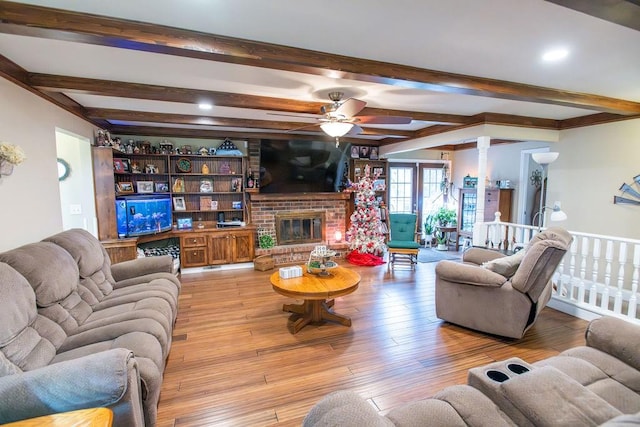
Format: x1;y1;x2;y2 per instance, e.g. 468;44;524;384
0;229;181;426
303;316;640;426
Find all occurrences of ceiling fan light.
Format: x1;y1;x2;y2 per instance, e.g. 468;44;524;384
320;122;354;137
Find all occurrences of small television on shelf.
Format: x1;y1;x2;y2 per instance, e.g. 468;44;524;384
116;195;172;238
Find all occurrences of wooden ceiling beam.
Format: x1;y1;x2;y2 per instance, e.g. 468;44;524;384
108;124;375;145
2;2;640;115
86;108;415;138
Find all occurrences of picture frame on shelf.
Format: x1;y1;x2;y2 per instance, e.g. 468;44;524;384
369;147;379;160
354;167;361;178
463;176;478;189
173;196;186;211
199;178;213;193
210;200;218;210
154;182;169;192
176;217;192;230
113;158;130;173
200;196;212;211
350;145;360;159
232;201;242;210
136;181;154;193
372;167;384;177
359;146;370;159
373;179;386;191
116;181;134;194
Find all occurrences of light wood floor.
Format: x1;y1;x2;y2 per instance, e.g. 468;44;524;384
156;259;588;427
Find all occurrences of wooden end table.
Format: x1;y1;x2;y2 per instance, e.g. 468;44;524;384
3;407;113;427
270;265;361;333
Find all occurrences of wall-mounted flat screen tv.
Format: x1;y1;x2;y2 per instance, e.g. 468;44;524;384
259;139;350;193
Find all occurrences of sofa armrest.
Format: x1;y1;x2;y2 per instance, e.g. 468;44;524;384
111;255;173;282
585;316;640;372
0;349;143;425
436;260;507;287
462;247;506;265
303;390;394;427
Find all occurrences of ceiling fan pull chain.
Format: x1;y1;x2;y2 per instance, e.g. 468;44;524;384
335;137;340;148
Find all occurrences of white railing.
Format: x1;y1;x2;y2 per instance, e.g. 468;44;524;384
474;218;640;325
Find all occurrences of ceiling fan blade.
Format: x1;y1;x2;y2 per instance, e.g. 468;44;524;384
355;115;412;125
267;112;322;119
286;123;321;132
347;124;363;136
335;98;366;118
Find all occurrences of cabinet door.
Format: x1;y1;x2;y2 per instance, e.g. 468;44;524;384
209;233;230;265
231;230;255;262
484;190;500;222
458;189;477;237
183;247;208;267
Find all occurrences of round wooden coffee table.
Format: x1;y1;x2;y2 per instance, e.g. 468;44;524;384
270;265;361;334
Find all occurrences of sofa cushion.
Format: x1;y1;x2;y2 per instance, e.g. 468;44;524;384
500;366;621;426
483;250;525;278
0;263;67;372
0;242;80;308
0;263;36;347
387;385;515;427
43;229;115;297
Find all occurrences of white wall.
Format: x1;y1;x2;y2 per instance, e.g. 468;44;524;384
447;120;640;240
553;119;640;239
0;78;96;251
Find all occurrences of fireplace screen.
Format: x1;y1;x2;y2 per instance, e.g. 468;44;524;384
276;211;325;245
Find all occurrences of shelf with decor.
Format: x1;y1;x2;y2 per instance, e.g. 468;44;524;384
92;141;255;268
348;157;388;228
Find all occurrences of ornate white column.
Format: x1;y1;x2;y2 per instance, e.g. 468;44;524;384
473;136;491;245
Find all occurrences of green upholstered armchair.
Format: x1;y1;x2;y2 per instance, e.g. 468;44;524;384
387;213;421;270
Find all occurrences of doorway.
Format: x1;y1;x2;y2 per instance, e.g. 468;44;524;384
388;162;446;234
518;147;550;226
56;128;98;236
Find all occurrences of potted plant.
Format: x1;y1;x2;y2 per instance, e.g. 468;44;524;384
434;207;457;227
424;213;436;247
433;207;457;250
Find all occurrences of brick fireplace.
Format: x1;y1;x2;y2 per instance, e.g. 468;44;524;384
249;192;351;265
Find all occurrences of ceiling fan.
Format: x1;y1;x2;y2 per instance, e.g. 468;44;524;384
275;91;412;145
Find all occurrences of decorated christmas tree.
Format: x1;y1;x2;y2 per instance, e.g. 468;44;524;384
345;165;386;265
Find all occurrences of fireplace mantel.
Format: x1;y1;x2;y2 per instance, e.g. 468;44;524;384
249;192;351;202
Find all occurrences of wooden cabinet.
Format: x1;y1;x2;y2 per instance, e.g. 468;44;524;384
180;228;256;268
93;141;255;268
182;234;209;267
457;188;513;247
101;238;138;264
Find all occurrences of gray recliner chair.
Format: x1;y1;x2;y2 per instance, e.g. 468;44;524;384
435;227;572;339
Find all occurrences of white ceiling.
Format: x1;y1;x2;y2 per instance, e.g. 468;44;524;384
1;0;639;144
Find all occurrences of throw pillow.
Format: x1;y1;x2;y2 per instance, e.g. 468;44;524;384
483;249;525;277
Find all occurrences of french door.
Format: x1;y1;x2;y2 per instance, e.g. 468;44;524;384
388;162;445;234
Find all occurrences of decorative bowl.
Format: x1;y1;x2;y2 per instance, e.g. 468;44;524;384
307;260;338;275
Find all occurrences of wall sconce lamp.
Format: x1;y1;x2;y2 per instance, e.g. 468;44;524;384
334;230;343;243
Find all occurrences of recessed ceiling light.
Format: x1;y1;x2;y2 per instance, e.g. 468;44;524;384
198;103;213;110
542;48;569;62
